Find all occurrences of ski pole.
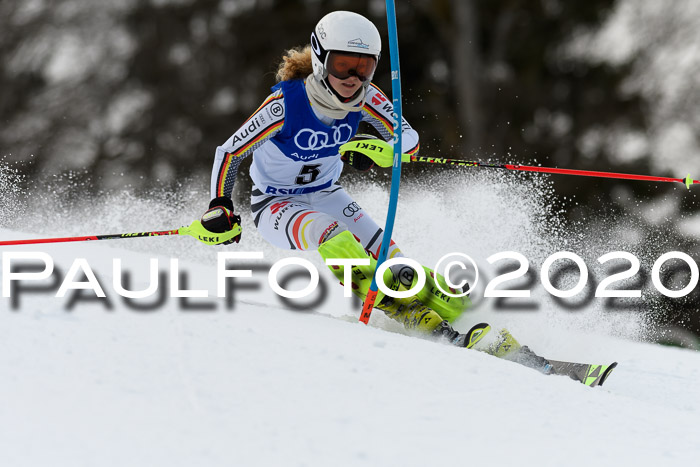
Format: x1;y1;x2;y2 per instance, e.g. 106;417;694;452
0;220;241;246
407;155;699;189
339;139;699;189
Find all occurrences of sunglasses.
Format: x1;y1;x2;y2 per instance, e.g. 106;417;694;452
326;52;377;82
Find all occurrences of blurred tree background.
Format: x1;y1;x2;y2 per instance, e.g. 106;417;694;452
1;0;699;340
2;0;698;198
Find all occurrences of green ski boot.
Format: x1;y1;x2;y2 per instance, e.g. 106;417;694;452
319;230;486;345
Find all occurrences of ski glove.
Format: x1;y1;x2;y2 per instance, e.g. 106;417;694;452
201;196;242;245
339;134;394;169
341;134;378;171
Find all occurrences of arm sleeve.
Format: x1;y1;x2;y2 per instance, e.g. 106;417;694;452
210;89;286;199
360;83;420;156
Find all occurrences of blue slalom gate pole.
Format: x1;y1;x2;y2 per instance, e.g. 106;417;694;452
360;0;403;324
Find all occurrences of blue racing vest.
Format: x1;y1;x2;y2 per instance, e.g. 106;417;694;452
269;80;362;163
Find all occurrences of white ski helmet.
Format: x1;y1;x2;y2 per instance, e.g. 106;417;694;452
310;11;381;98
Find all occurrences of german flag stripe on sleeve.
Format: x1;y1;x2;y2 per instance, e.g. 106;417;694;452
362;104;393;134
405;143;420;155
215;152;234;197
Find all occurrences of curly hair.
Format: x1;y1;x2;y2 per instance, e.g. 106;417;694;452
275;45;314;82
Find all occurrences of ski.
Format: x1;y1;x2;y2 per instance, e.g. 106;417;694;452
483;328;618;387
548;360;618;387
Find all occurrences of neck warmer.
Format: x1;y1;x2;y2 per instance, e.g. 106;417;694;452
305;74;366;120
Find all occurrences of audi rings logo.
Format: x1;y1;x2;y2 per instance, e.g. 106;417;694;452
294;124;353;151
343;202;362;217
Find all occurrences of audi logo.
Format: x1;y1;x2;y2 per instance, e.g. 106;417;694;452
343;202;362;217
294;124;353;151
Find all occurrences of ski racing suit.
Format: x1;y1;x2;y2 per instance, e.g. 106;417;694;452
210;78;469;334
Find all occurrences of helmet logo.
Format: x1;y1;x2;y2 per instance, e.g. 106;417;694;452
310;33;322;57
317;24;327;40
347;38;370;50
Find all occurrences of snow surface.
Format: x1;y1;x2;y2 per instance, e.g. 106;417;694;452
1;172;698;466
1;227;699;467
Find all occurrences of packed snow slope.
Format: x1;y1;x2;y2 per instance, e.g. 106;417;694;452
1;231;699;467
1;172;698;466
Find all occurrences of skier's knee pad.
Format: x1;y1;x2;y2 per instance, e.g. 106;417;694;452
318;233;471;322
391;265;472;323
419;267;472;323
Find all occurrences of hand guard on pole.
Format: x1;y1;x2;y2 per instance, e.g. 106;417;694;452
201;196;242;245
340;134;394;170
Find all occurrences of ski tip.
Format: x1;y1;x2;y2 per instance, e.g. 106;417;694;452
598;362;618;387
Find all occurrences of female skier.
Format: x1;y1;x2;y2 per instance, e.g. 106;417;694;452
199;11;485;348
195;11;619;385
